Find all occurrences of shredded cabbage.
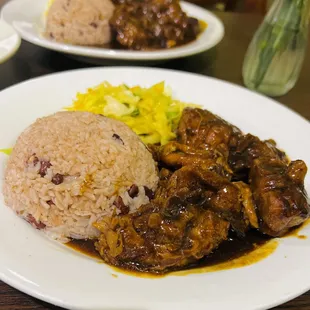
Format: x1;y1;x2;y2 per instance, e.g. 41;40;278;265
0;148;12;155
66;82;199;145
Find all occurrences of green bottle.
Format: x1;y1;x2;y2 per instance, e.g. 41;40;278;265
242;0;310;97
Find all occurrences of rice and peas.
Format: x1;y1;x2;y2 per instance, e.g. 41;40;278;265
2;82;194;242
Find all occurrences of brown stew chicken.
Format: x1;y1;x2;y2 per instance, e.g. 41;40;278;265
94;108;310;274
110;0;201;50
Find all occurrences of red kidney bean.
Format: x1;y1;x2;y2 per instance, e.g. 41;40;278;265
128;184;139;198
39;160;52;177
113;196;129;215
52;173;64;185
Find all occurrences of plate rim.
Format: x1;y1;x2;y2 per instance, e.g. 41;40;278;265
0;67;310;310
1;260;309;310
0;66;308;126
0;0;225;60
0;19;21;64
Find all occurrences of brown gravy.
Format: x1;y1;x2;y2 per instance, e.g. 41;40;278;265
95;20;207;51
67;219;310;277
67;229;279;277
67;239;101;259
284;219;310;239
175;230;274;274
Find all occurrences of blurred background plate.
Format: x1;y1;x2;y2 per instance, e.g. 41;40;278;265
1;0;224;62
0;19;20;64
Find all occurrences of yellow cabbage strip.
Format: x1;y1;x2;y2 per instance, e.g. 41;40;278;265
45;0;54;15
0;148;12;155
66;82;199;145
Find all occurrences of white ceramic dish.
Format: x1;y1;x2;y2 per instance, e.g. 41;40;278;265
0;19;20;64
0;0;224;61
0;67;310;310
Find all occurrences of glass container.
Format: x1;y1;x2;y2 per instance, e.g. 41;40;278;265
243;0;310;96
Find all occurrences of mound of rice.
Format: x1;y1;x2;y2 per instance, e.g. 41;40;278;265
45;0;115;46
3;111;159;242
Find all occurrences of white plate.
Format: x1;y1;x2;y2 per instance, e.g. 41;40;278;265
0;0;224;61
0;19;20;64
0;67;310;310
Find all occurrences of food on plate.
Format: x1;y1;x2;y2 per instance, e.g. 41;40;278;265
229;134;309;237
2;84;309;275
66;81;195;145
110;0;201;50
3;111;158;242
94;108;309;273
44;0;203;50
45;0;115;46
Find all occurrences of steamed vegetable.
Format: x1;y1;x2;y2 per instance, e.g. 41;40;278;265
66;82;198;145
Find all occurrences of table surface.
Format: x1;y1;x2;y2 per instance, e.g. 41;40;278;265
0;8;310;310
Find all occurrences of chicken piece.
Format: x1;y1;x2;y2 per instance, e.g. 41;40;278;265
172;108;240;178
95;204;229;273
161;156;248;234
178;166;248;233
160;109;259;232
94;164;251;273
178;108;241;156
159;141;232;178
234;181;259;229
229;134;289;180
178;108;310;236
287;159;308;185
228;132;309;236
146;144;161;162
250;158;309;237
110;0;200;50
